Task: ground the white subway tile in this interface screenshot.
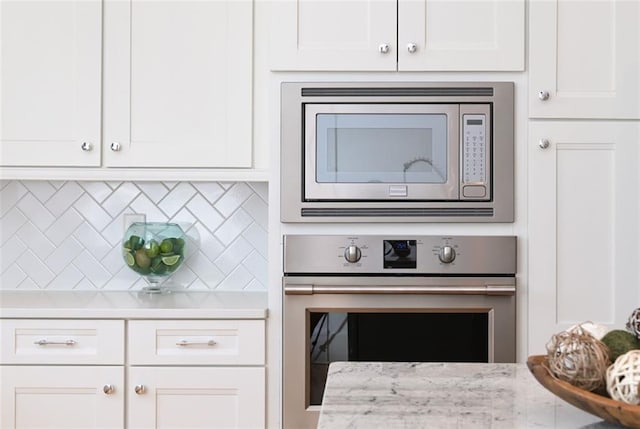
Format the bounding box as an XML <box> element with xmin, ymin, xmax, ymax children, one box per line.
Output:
<box><xmin>23</xmin><ymin>181</ymin><xmax>57</xmax><ymax>203</ymax></box>
<box><xmin>47</xmin><ymin>265</ymin><xmax>83</xmax><ymax>290</ymax></box>
<box><xmin>242</xmin><ymin>223</ymin><xmax>268</xmax><ymax>258</ymax></box>
<box><xmin>193</xmin><ymin>182</ymin><xmax>224</xmax><ymax>203</ymax></box>
<box><xmin>248</xmin><ymin>182</ymin><xmax>268</xmax><ymax>202</ymax></box>
<box><xmin>185</xmin><ymin>251</ymin><xmax>225</xmax><ymax>286</ymax></box>
<box><xmin>1</xmin><ymin>264</ymin><xmax>27</xmax><ymax>289</ymax></box>
<box><xmin>0</xmin><ymin>181</ymin><xmax>27</xmax><ymax>217</ymax></box>
<box><xmin>192</xmin><ymin>223</ymin><xmax>225</xmax><ymax>262</ymax></box>
<box><xmin>45</xmin><ymin>182</ymin><xmax>84</xmax><ymax>217</ymax></box>
<box><xmin>74</xmin><ymin>195</ymin><xmax>112</xmax><ymax>231</ymax></box>
<box><xmin>215</xmin><ymin>208</ymin><xmax>252</xmax><ymax>246</ymax></box>
<box><xmin>214</xmin><ymin>237</ymin><xmax>252</xmax><ymax>275</ymax></box>
<box><xmin>186</xmin><ymin>194</ymin><xmax>223</xmax><ymax>233</ymax></box>
<box><xmin>17</xmin><ymin>194</ymin><xmax>55</xmax><ymax>231</ymax></box>
<box><xmin>158</xmin><ymin>182</ymin><xmax>196</xmax><ymax>217</ymax></box>
<box><xmin>0</xmin><ymin>207</ymin><xmax>27</xmax><ymax>244</ymax></box>
<box><xmin>45</xmin><ymin>237</ymin><xmax>83</xmax><ymax>274</ymax></box>
<box><xmin>73</xmin><ymin>250</ymin><xmax>111</xmax><ymax>288</ymax></box>
<box><xmin>16</xmin><ymin>222</ymin><xmax>55</xmax><ymax>260</ymax></box>
<box><xmin>102</xmin><ymin>183</ymin><xmax>140</xmax><ymax>217</ymax></box>
<box><xmin>130</xmin><ymin>193</ymin><xmax>168</xmax><ymax>222</ymax></box>
<box><xmin>242</xmin><ymin>250</ymin><xmax>268</xmax><ymax>286</ymax></box>
<box><xmin>44</xmin><ymin>209</ymin><xmax>83</xmax><ymax>246</ymax></box>
<box><xmin>242</xmin><ymin>194</ymin><xmax>268</xmax><ymax>230</ymax></box>
<box><xmin>214</xmin><ymin>182</ymin><xmax>253</xmax><ymax>217</ymax></box>
<box><xmin>216</xmin><ymin>265</ymin><xmax>252</xmax><ymax>291</ymax></box>
<box><xmin>0</xmin><ymin>235</ymin><xmax>28</xmax><ymax>274</ymax></box>
<box><xmin>135</xmin><ymin>182</ymin><xmax>168</xmax><ymax>204</ymax></box>
<box><xmin>80</xmin><ymin>182</ymin><xmax>113</xmax><ymax>204</ymax></box>
<box><xmin>17</xmin><ymin>249</ymin><xmax>54</xmax><ymax>287</ymax></box>
<box><xmin>73</xmin><ymin>223</ymin><xmax>112</xmax><ymax>260</ymax></box>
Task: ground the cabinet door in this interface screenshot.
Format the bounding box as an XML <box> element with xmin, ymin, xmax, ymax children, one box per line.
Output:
<box><xmin>528</xmin><ymin>122</ymin><xmax>640</xmax><ymax>353</ymax></box>
<box><xmin>269</xmin><ymin>0</ymin><xmax>397</xmax><ymax>71</ymax></box>
<box><xmin>398</xmin><ymin>0</ymin><xmax>524</xmax><ymax>71</ymax></box>
<box><xmin>128</xmin><ymin>366</ymin><xmax>265</xmax><ymax>429</ymax></box>
<box><xmin>529</xmin><ymin>0</ymin><xmax>640</xmax><ymax>118</ymax></box>
<box><xmin>0</xmin><ymin>0</ymin><xmax>102</xmax><ymax>166</ymax></box>
<box><xmin>0</xmin><ymin>366</ymin><xmax>124</xmax><ymax>429</ymax></box>
<box><xmin>103</xmin><ymin>0</ymin><xmax>252</xmax><ymax>167</ymax></box>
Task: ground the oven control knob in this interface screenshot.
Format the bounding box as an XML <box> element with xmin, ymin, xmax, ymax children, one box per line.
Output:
<box><xmin>438</xmin><ymin>246</ymin><xmax>456</xmax><ymax>264</ymax></box>
<box><xmin>344</xmin><ymin>245</ymin><xmax>362</xmax><ymax>263</ymax></box>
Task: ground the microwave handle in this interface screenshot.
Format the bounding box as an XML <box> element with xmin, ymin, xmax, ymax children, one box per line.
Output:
<box><xmin>284</xmin><ymin>284</ymin><xmax>514</xmax><ymax>296</ymax></box>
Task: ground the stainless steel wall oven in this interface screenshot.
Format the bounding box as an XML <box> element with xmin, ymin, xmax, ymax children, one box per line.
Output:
<box><xmin>281</xmin><ymin>81</ymin><xmax>515</xmax><ymax>223</ymax></box>
<box><xmin>282</xmin><ymin>234</ymin><xmax>517</xmax><ymax>428</ymax></box>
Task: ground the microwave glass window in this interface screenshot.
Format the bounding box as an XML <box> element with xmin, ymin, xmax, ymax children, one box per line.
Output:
<box><xmin>315</xmin><ymin>114</ymin><xmax>448</xmax><ymax>184</ymax></box>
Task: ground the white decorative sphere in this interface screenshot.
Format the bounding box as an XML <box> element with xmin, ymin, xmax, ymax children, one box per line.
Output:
<box><xmin>606</xmin><ymin>350</ymin><xmax>640</xmax><ymax>405</ymax></box>
<box><xmin>567</xmin><ymin>322</ymin><xmax>609</xmax><ymax>340</ymax></box>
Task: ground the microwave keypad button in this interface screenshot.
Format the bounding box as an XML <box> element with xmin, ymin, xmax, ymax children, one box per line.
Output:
<box><xmin>463</xmin><ymin>185</ymin><xmax>486</xmax><ymax>198</ymax></box>
<box><xmin>389</xmin><ymin>185</ymin><xmax>408</xmax><ymax>197</ymax></box>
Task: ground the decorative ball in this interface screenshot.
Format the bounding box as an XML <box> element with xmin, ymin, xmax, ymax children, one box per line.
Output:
<box><xmin>567</xmin><ymin>321</ymin><xmax>609</xmax><ymax>340</ymax></box>
<box><xmin>546</xmin><ymin>326</ymin><xmax>610</xmax><ymax>391</ymax></box>
<box><xmin>601</xmin><ymin>330</ymin><xmax>640</xmax><ymax>362</ymax></box>
<box><xmin>606</xmin><ymin>350</ymin><xmax>640</xmax><ymax>405</ymax></box>
<box><xmin>627</xmin><ymin>308</ymin><xmax>640</xmax><ymax>339</ymax></box>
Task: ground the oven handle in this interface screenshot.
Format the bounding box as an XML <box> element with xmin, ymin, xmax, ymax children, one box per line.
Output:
<box><xmin>284</xmin><ymin>284</ymin><xmax>515</xmax><ymax>296</ymax></box>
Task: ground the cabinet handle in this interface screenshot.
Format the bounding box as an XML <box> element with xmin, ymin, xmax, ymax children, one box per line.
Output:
<box><xmin>81</xmin><ymin>142</ymin><xmax>92</xmax><ymax>151</ymax></box>
<box><xmin>103</xmin><ymin>384</ymin><xmax>115</xmax><ymax>395</ymax></box>
<box><xmin>134</xmin><ymin>385</ymin><xmax>146</xmax><ymax>395</ymax></box>
<box><xmin>175</xmin><ymin>339</ymin><xmax>216</xmax><ymax>347</ymax></box>
<box><xmin>407</xmin><ymin>43</ymin><xmax>417</xmax><ymax>53</ymax></box>
<box><xmin>538</xmin><ymin>90</ymin><xmax>550</xmax><ymax>101</ymax></box>
<box><xmin>378</xmin><ymin>43</ymin><xmax>390</xmax><ymax>54</ymax></box>
<box><xmin>34</xmin><ymin>339</ymin><xmax>77</xmax><ymax>346</ymax></box>
<box><xmin>110</xmin><ymin>142</ymin><xmax>121</xmax><ymax>151</ymax></box>
<box><xmin>539</xmin><ymin>139</ymin><xmax>550</xmax><ymax>149</ymax></box>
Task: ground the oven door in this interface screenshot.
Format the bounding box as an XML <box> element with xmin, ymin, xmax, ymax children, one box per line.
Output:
<box><xmin>282</xmin><ymin>277</ymin><xmax>516</xmax><ymax>429</ymax></box>
<box><xmin>304</xmin><ymin>104</ymin><xmax>460</xmax><ymax>201</ymax></box>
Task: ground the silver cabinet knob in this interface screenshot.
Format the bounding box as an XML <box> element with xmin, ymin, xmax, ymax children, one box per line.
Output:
<box><xmin>110</xmin><ymin>142</ymin><xmax>121</xmax><ymax>152</ymax></box>
<box><xmin>438</xmin><ymin>245</ymin><xmax>456</xmax><ymax>264</ymax></box>
<box><xmin>378</xmin><ymin>43</ymin><xmax>390</xmax><ymax>54</ymax></box>
<box><xmin>344</xmin><ymin>245</ymin><xmax>362</xmax><ymax>263</ymax></box>
<box><xmin>103</xmin><ymin>384</ymin><xmax>115</xmax><ymax>395</ymax></box>
<box><xmin>134</xmin><ymin>385</ymin><xmax>146</xmax><ymax>395</ymax></box>
<box><xmin>81</xmin><ymin>142</ymin><xmax>92</xmax><ymax>151</ymax></box>
<box><xmin>539</xmin><ymin>139</ymin><xmax>550</xmax><ymax>149</ymax></box>
<box><xmin>407</xmin><ymin>43</ymin><xmax>417</xmax><ymax>53</ymax></box>
<box><xmin>538</xmin><ymin>90</ymin><xmax>550</xmax><ymax>101</ymax></box>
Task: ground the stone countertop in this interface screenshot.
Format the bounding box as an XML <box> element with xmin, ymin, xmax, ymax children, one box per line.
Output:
<box><xmin>0</xmin><ymin>290</ymin><xmax>267</xmax><ymax>319</ymax></box>
<box><xmin>318</xmin><ymin>362</ymin><xmax>625</xmax><ymax>429</ymax></box>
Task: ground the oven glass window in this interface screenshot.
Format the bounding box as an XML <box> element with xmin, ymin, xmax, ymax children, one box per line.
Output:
<box><xmin>309</xmin><ymin>311</ymin><xmax>489</xmax><ymax>406</ymax></box>
<box><xmin>315</xmin><ymin>114</ymin><xmax>448</xmax><ymax>184</ymax></box>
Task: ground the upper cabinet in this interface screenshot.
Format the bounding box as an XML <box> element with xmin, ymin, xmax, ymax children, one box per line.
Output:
<box><xmin>529</xmin><ymin>0</ymin><xmax>640</xmax><ymax>118</ymax></box>
<box><xmin>103</xmin><ymin>0</ymin><xmax>252</xmax><ymax>168</ymax></box>
<box><xmin>269</xmin><ymin>0</ymin><xmax>524</xmax><ymax>71</ymax></box>
<box><xmin>0</xmin><ymin>1</ymin><xmax>102</xmax><ymax>167</ymax></box>
<box><xmin>1</xmin><ymin>0</ymin><xmax>253</xmax><ymax>170</ymax></box>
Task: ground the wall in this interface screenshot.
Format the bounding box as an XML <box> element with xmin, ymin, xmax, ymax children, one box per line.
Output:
<box><xmin>0</xmin><ymin>180</ymin><xmax>268</xmax><ymax>291</ymax></box>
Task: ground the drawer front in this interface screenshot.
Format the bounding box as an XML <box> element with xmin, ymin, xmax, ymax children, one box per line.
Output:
<box><xmin>128</xmin><ymin>320</ymin><xmax>265</xmax><ymax>365</ymax></box>
<box><xmin>0</xmin><ymin>319</ymin><xmax>124</xmax><ymax>365</ymax></box>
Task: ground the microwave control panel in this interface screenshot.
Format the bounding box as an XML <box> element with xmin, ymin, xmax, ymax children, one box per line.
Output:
<box><xmin>462</xmin><ymin>114</ymin><xmax>487</xmax><ymax>184</ymax></box>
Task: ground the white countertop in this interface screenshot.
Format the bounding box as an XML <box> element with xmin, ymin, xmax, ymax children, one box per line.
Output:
<box><xmin>0</xmin><ymin>290</ymin><xmax>267</xmax><ymax>319</ymax></box>
<box><xmin>318</xmin><ymin>362</ymin><xmax>625</xmax><ymax>429</ymax></box>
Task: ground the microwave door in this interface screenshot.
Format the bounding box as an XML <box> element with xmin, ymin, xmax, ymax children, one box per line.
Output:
<box><xmin>304</xmin><ymin>104</ymin><xmax>460</xmax><ymax>201</ymax></box>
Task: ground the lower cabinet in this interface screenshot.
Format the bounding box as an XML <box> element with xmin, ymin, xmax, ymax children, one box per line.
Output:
<box><xmin>528</xmin><ymin>121</ymin><xmax>640</xmax><ymax>352</ymax></box>
<box><xmin>0</xmin><ymin>318</ymin><xmax>266</xmax><ymax>429</ymax></box>
<box><xmin>1</xmin><ymin>366</ymin><xmax>124</xmax><ymax>428</ymax></box>
<box><xmin>128</xmin><ymin>367</ymin><xmax>265</xmax><ymax>429</ymax></box>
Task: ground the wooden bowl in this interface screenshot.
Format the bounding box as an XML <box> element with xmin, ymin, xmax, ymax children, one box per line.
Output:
<box><xmin>527</xmin><ymin>355</ymin><xmax>640</xmax><ymax>428</ymax></box>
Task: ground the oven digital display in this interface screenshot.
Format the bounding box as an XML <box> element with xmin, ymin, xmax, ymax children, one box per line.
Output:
<box><xmin>383</xmin><ymin>240</ymin><xmax>417</xmax><ymax>269</ymax></box>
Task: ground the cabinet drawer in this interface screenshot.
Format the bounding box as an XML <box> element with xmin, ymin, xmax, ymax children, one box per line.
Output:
<box><xmin>128</xmin><ymin>320</ymin><xmax>265</xmax><ymax>365</ymax></box>
<box><xmin>0</xmin><ymin>319</ymin><xmax>124</xmax><ymax>364</ymax></box>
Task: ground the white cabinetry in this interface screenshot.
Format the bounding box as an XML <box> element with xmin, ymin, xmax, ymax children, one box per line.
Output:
<box><xmin>527</xmin><ymin>122</ymin><xmax>640</xmax><ymax>352</ymax></box>
<box><xmin>269</xmin><ymin>0</ymin><xmax>524</xmax><ymax>71</ymax></box>
<box><xmin>0</xmin><ymin>318</ymin><xmax>265</xmax><ymax>429</ymax></box>
<box><xmin>0</xmin><ymin>1</ymin><xmax>102</xmax><ymax>166</ymax></box>
<box><xmin>0</xmin><ymin>319</ymin><xmax>125</xmax><ymax>428</ymax></box>
<box><xmin>127</xmin><ymin>320</ymin><xmax>265</xmax><ymax>429</ymax></box>
<box><xmin>529</xmin><ymin>0</ymin><xmax>640</xmax><ymax>118</ymax></box>
<box><xmin>1</xmin><ymin>0</ymin><xmax>253</xmax><ymax>170</ymax></box>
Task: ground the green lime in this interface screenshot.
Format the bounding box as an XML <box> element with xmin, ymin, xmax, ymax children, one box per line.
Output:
<box><xmin>151</xmin><ymin>262</ymin><xmax>168</xmax><ymax>275</ymax></box>
<box><xmin>124</xmin><ymin>252</ymin><xmax>135</xmax><ymax>266</ymax></box>
<box><xmin>160</xmin><ymin>239</ymin><xmax>173</xmax><ymax>253</ymax></box>
<box><xmin>173</xmin><ymin>237</ymin><xmax>185</xmax><ymax>253</ymax></box>
<box><xmin>145</xmin><ymin>240</ymin><xmax>160</xmax><ymax>258</ymax></box>
<box><xmin>161</xmin><ymin>254</ymin><xmax>181</xmax><ymax>266</ymax></box>
<box><xmin>129</xmin><ymin>235</ymin><xmax>142</xmax><ymax>250</ymax></box>
<box><xmin>123</xmin><ymin>239</ymin><xmax>132</xmax><ymax>250</ymax></box>
<box><xmin>135</xmin><ymin>248</ymin><xmax>151</xmax><ymax>268</ymax></box>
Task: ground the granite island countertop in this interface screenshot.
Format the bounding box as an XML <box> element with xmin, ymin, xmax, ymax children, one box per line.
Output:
<box><xmin>0</xmin><ymin>290</ymin><xmax>267</xmax><ymax>319</ymax></box>
<box><xmin>318</xmin><ymin>362</ymin><xmax>626</xmax><ymax>429</ymax></box>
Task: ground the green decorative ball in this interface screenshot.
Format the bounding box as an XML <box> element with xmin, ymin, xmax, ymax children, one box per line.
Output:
<box><xmin>601</xmin><ymin>330</ymin><xmax>640</xmax><ymax>361</ymax></box>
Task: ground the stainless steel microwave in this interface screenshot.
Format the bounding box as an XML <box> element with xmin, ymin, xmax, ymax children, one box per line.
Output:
<box><xmin>281</xmin><ymin>82</ymin><xmax>514</xmax><ymax>222</ymax></box>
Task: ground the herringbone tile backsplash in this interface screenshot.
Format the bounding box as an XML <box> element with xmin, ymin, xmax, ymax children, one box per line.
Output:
<box><xmin>0</xmin><ymin>181</ymin><xmax>268</xmax><ymax>291</ymax></box>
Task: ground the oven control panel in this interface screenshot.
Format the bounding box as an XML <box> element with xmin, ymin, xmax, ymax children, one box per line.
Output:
<box><xmin>283</xmin><ymin>235</ymin><xmax>516</xmax><ymax>275</ymax></box>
